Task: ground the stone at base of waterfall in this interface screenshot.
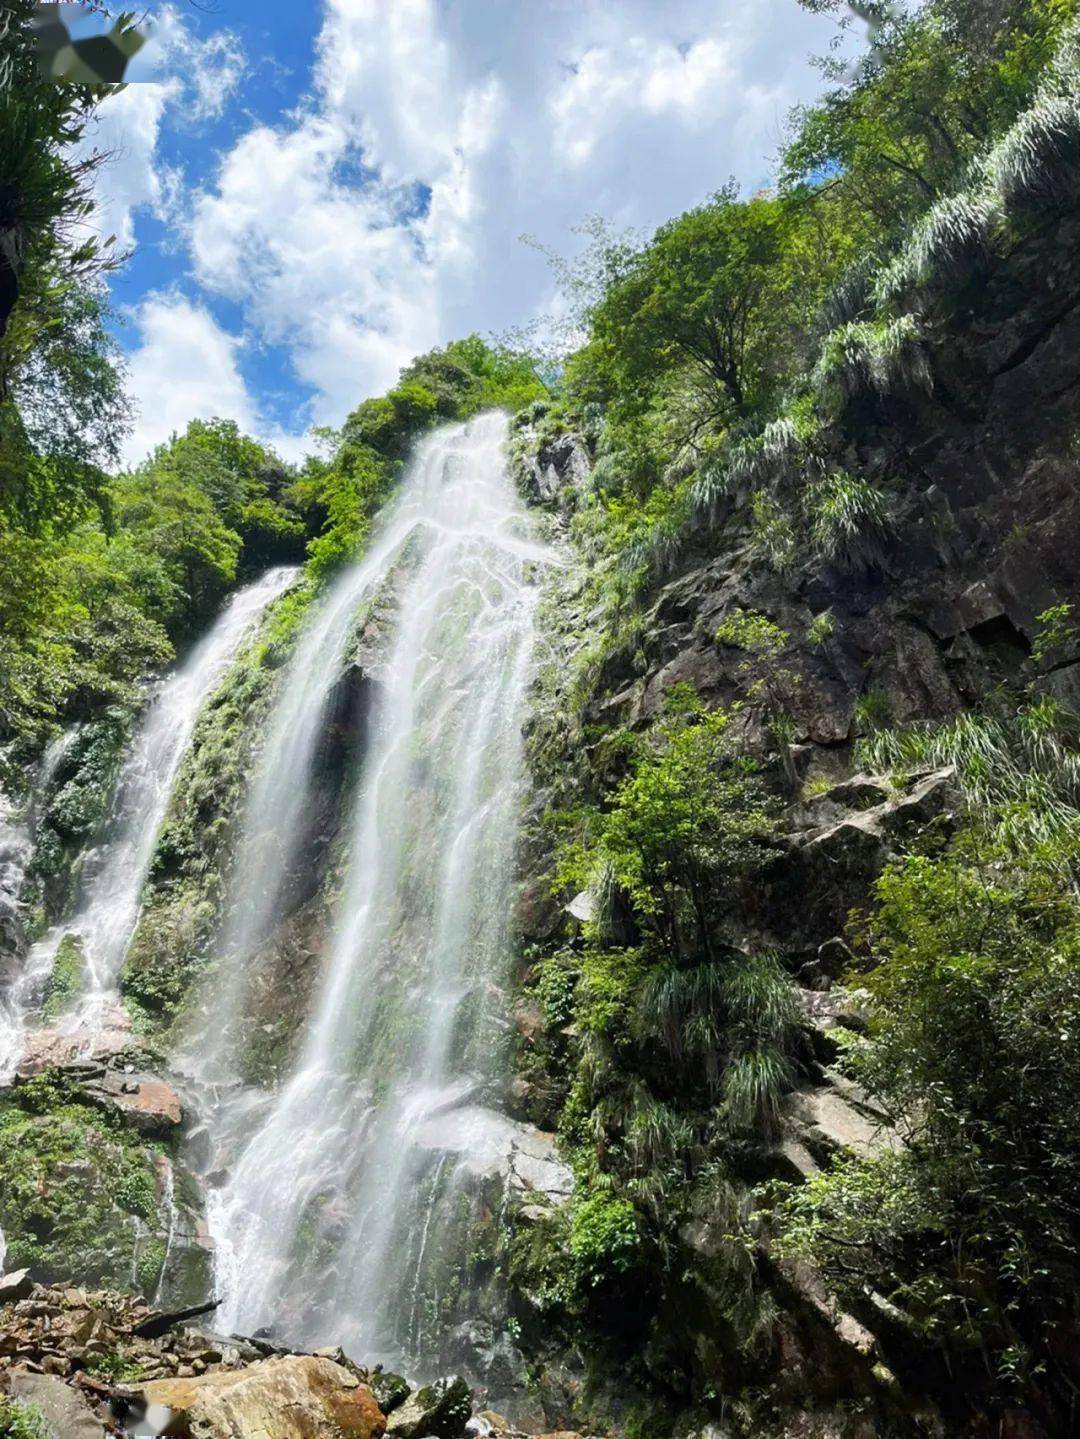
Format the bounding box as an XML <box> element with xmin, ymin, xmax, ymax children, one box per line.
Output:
<box><xmin>370</xmin><ymin>1369</ymin><xmax>411</xmax><ymax>1415</ymax></box>
<box><xmin>133</xmin><ymin>1355</ymin><xmax>386</xmax><ymax>1439</ymax></box>
<box><xmin>16</xmin><ymin>1003</ymin><xmax>135</xmax><ymax>1077</ymax></box>
<box><xmin>386</xmin><ymin>1374</ymin><xmax>472</xmax><ymax>1439</ymax></box>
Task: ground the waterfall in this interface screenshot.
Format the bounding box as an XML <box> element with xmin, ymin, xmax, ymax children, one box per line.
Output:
<box><xmin>205</xmin><ymin>412</ymin><xmax>547</xmax><ymax>1368</ymax></box>
<box><xmin>0</xmin><ymin>567</ymin><xmax>297</xmax><ymax>1076</ymax></box>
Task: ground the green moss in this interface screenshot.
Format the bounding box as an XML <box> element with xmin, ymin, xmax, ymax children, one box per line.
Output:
<box><xmin>135</xmin><ymin>1236</ymin><xmax>167</xmax><ymax>1296</ymax></box>
<box><xmin>0</xmin><ymin>1070</ymin><xmax>162</xmax><ymax>1289</ymax></box>
<box><xmin>29</xmin><ymin>711</ymin><xmax>133</xmax><ymax>921</ymax></box>
<box><xmin>41</xmin><ymin>932</ymin><xmax>84</xmax><ymax>1019</ymax></box>
<box><xmin>120</xmin><ymin>582</ymin><xmax>314</xmax><ymax>1036</ymax></box>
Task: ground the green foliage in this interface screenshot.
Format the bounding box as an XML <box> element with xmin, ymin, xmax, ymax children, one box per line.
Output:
<box><xmin>814</xmin><ymin>315</ymin><xmax>931</xmax><ymax>406</ymax></box>
<box><xmin>569</xmin><ymin>703</ymin><xmax>776</xmax><ymax>961</ymax></box>
<box><xmin>854</xmin><ymin>688</ymin><xmax>894</xmax><ymax>732</ymax></box>
<box><xmin>528</xmin><ymin>696</ymin><xmax>793</xmax><ymax>1343</ymax></box>
<box><xmin>784</xmin><ymin>0</ymin><xmax>1076</xmax><ymax>257</ymax></box>
<box><xmin>858</xmin><ymin>698</ymin><xmax>1080</xmax><ymax>848</ymax></box>
<box><xmin>575</xmin><ymin>186</ymin><xmax>797</xmax><ymax>423</ymax></box>
<box><xmin>774</xmin><ymin>831</ymin><xmax>1080</xmax><ymax>1400</ymax></box>
<box><xmin>298</xmin><ymin>336</ymin><xmax>544</xmax><ymax>580</ymax></box>
<box><xmin>569</xmin><ymin>1191</ymin><xmax>642</xmax><ymax>1290</ymax></box>
<box><xmin>0</xmin><ymin>1399</ymin><xmax>51</xmax><ymax>1439</ymax></box>
<box><xmin>1031</xmin><ymin>601</ymin><xmax>1077</xmax><ymax>664</ymax></box>
<box><xmin>806</xmin><ymin>470</ymin><xmax>893</xmax><ymax>568</ymax></box>
<box><xmin>41</xmin><ymin>933</ymin><xmax>84</xmax><ymax>1019</ymax></box>
<box><xmin>807</xmin><ymin>609</ymin><xmax>836</xmax><ymax>646</ymax></box>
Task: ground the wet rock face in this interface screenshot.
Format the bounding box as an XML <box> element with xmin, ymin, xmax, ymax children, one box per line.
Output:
<box><xmin>0</xmin><ymin>1026</ymin><xmax>208</xmax><ymax>1302</ymax></box>
<box><xmin>0</xmin><ymin>799</ymin><xmax>32</xmax><ymax>978</ymax></box>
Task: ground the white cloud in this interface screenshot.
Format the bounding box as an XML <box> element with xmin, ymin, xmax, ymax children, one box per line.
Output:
<box><xmin>550</xmin><ymin>36</ymin><xmax>735</xmax><ymax>166</ymax></box>
<box><xmin>189</xmin><ymin>116</ymin><xmax>439</xmax><ymax>420</ymax></box>
<box><xmin>153</xmin><ymin>10</ymin><xmax>248</xmax><ymax>122</ymax></box>
<box><xmin>79</xmin><ymin>5</ymin><xmax>247</xmax><ymax>253</ymax></box>
<box><xmin>121</xmin><ymin>292</ymin><xmax>256</xmax><ymax>465</ymax></box>
<box><xmin>102</xmin><ymin>0</ymin><xmax>861</xmax><ymax>458</ymax></box>
<box><xmin>79</xmin><ymin>81</ymin><xmax>181</xmax><ymax>251</ymax></box>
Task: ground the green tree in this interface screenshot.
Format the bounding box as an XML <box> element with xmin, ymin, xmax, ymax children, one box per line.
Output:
<box><xmin>587</xmin><ymin>703</ymin><xmax>777</xmax><ymax>962</ymax></box>
<box><xmin>110</xmin><ymin>469</ymin><xmax>242</xmax><ymax>624</ymax></box>
<box><xmin>137</xmin><ymin>419</ymin><xmax>306</xmax><ymax>571</ymax></box>
<box><xmin>575</xmin><ymin>187</ymin><xmax>793</xmax><ymax>422</ymax></box>
<box><xmin>776</xmin><ymin>832</ymin><xmax>1080</xmax><ymax>1402</ymax></box>
<box><xmin>785</xmin><ymin>0</ymin><xmax>1076</xmax><ymax>247</ymax></box>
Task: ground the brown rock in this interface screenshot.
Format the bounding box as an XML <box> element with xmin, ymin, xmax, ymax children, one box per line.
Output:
<box><xmin>107</xmin><ymin>1076</ymin><xmax>183</xmax><ymax>1133</ymax></box>
<box><xmin>136</xmin><ymin>1354</ymin><xmax>387</xmax><ymax>1438</ymax></box>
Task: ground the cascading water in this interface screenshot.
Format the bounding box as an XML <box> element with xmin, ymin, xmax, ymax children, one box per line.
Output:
<box><xmin>0</xmin><ymin>566</ymin><xmax>297</xmax><ymax>1077</ymax></box>
<box><xmin>204</xmin><ymin>412</ymin><xmax>548</xmax><ymax>1369</ymax></box>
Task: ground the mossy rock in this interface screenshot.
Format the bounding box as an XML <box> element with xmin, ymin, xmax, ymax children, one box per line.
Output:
<box><xmin>0</xmin><ymin>1070</ymin><xmax>164</xmax><ymax>1291</ymax></box>
<box><xmin>29</xmin><ymin>712</ymin><xmax>133</xmax><ymax>922</ymax></box>
<box><xmin>41</xmin><ymin>933</ymin><xmax>85</xmax><ymax>1020</ymax></box>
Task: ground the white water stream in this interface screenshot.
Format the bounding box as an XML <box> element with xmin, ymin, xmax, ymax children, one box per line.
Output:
<box><xmin>0</xmin><ymin>567</ymin><xmax>297</xmax><ymax>1079</ymax></box>
<box><xmin>204</xmin><ymin>413</ymin><xmax>547</xmax><ymax>1366</ymax></box>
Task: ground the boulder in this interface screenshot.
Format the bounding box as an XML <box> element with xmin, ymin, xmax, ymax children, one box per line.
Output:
<box><xmin>793</xmin><ymin>986</ymin><xmax>871</xmax><ymax>1036</ymax></box>
<box><xmin>0</xmin><ymin>1267</ymin><xmax>34</xmax><ymax>1302</ymax></box>
<box><xmin>91</xmin><ymin>1073</ymin><xmax>183</xmax><ymax>1134</ymax></box>
<box><xmin>16</xmin><ymin>1003</ymin><xmax>136</xmax><ymax>1078</ymax></box>
<box><xmin>135</xmin><ymin>1355</ymin><xmax>386</xmax><ymax>1439</ymax></box>
<box><xmin>370</xmin><ymin>1369</ymin><xmax>411</xmax><ymax>1416</ymax></box>
<box><xmin>9</xmin><ymin>1369</ymin><xmax>108</xmax><ymax>1438</ymax></box>
<box><xmin>788</xmin><ymin>1077</ymin><xmax>899</xmax><ymax>1161</ymax></box>
<box><xmin>386</xmin><ymin>1374</ymin><xmax>472</xmax><ymax>1439</ymax></box>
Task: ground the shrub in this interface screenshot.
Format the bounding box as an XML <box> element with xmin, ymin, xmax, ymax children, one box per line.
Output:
<box><xmin>989</xmin><ymin>91</ymin><xmax>1080</xmax><ymax>209</ymax></box>
<box><xmin>806</xmin><ymin>470</ymin><xmax>892</xmax><ymax>569</ymax></box>
<box><xmin>776</xmin><ymin>836</ymin><xmax>1080</xmax><ymax>1403</ymax></box>
<box><xmin>806</xmin><ymin>610</ymin><xmax>835</xmax><ymax>647</ymax></box>
<box><xmin>568</xmin><ymin>1190</ymin><xmax>642</xmax><ymax>1291</ymax></box>
<box><xmin>814</xmin><ymin>315</ymin><xmax>932</xmax><ymax>404</ymax></box>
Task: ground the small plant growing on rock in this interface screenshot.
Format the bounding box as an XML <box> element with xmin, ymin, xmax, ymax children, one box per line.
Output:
<box><xmin>807</xmin><ymin>471</ymin><xmax>893</xmax><ymax>571</ymax></box>
<box><xmin>854</xmin><ymin>689</ymin><xmax>893</xmax><ymax>734</ymax></box>
<box><xmin>1032</xmin><ymin>602</ymin><xmax>1077</xmax><ymax>667</ymax></box>
<box><xmin>715</xmin><ymin>608</ymin><xmax>802</xmax><ymax>782</ymax></box>
<box><xmin>0</xmin><ymin>1400</ymin><xmax>51</xmax><ymax>1439</ymax></box>
<box><xmin>806</xmin><ymin>609</ymin><xmax>836</xmax><ymax>647</ymax></box>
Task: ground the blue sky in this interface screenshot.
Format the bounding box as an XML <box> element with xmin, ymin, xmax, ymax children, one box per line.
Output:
<box><xmin>79</xmin><ymin>1</ymin><xmax>863</xmax><ymax>466</ymax></box>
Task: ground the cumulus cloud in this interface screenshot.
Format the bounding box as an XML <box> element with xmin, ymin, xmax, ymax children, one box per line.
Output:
<box><xmin>79</xmin><ymin>80</ymin><xmax>181</xmax><ymax>251</ymax></box>
<box><xmin>120</xmin><ymin>293</ymin><xmax>256</xmax><ymax>466</ymax></box>
<box><xmin>104</xmin><ymin>0</ymin><xmax>858</xmax><ymax>459</ymax></box>
<box><xmin>78</xmin><ymin>5</ymin><xmax>247</xmax><ymax>253</ymax></box>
